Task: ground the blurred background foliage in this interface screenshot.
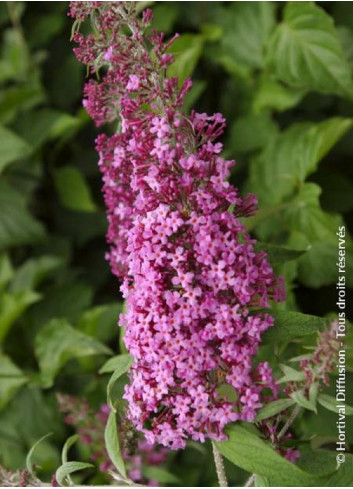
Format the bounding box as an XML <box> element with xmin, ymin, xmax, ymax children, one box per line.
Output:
<box><xmin>0</xmin><ymin>1</ymin><xmax>352</xmax><ymax>486</ymax></box>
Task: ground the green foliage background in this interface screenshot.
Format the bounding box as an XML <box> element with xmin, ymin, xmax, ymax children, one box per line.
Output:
<box><xmin>0</xmin><ymin>1</ymin><xmax>353</xmax><ymax>486</ymax></box>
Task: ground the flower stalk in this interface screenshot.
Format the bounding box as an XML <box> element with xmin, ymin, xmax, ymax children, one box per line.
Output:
<box><xmin>212</xmin><ymin>442</ymin><xmax>228</xmax><ymax>487</ymax></box>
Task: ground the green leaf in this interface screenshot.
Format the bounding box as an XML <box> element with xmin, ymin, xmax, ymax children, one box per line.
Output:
<box><xmin>281</xmin><ymin>184</ymin><xmax>353</xmax><ymax>287</ymax></box>
<box><xmin>262</xmin><ymin>311</ymin><xmax>325</xmax><ymax>344</ymax></box>
<box><xmin>255</xmin><ymin>475</ymin><xmax>269</xmax><ymax>487</ymax></box>
<box><xmin>0</xmin><ymin>180</ymin><xmax>45</xmax><ymax>251</ymax></box>
<box><xmin>54</xmin><ymin>166</ymin><xmax>96</xmax><ymax>213</ymax></box>
<box><xmin>106</xmin><ymin>355</ymin><xmax>133</xmax><ymax>406</ymax></box>
<box><xmin>291</xmin><ymin>390</ymin><xmax>317</xmax><ymax>413</ymax></box>
<box><xmin>0</xmin><ymin>58</ymin><xmax>14</xmax><ymax>84</ymax></box>
<box><xmin>104</xmin><ymin>410</ymin><xmax>126</xmax><ymax>478</ymax></box>
<box><xmin>8</xmin><ymin>386</ymin><xmax>63</xmax><ymax>460</ymax></box>
<box><xmin>297</xmin><ymin>239</ymin><xmax>353</xmax><ymax>288</ymax></box>
<box><xmin>229</xmin><ymin>112</ymin><xmax>278</xmax><ymax>154</ymax></box>
<box><xmin>30</xmin><ymin>281</ymin><xmax>93</xmax><ymax>328</ymax></box>
<box><xmin>255</xmin><ymin>398</ymin><xmax>295</xmax><ymax>422</ymax></box>
<box><xmin>201</xmin><ymin>23</ymin><xmax>222</xmax><ymax>42</ymax></box>
<box><xmin>254</xmin><ymin>242</ymin><xmax>307</xmax><ymax>266</ymax></box>
<box><xmin>337</xmin><ymin>26</ymin><xmax>353</xmax><ymax>64</ymax></box>
<box><xmin>62</xmin><ymin>434</ymin><xmax>80</xmax><ymax>464</ymax></box>
<box><xmin>50</xmin><ymin>111</ymin><xmax>85</xmax><ymax>140</ymax></box>
<box><xmin>0</xmin><ymin>253</ymin><xmax>13</xmax><ymax>291</ymax></box>
<box><xmin>274</xmin><ymin>448</ymin><xmax>352</xmax><ymax>486</ymax></box>
<box><xmin>14</xmin><ymin>109</ymin><xmax>82</xmax><ymax>148</ymax></box>
<box><xmin>296</xmin><ymin>446</ymin><xmax>339</xmax><ymax>477</ymax></box>
<box><xmin>119</xmin><ymin>324</ymin><xmax>128</xmax><ymax>355</ymax></box>
<box><xmin>266</xmin><ymin>2</ymin><xmax>353</xmax><ymax>99</ymax></box>
<box><xmin>0</xmin><ymin>290</ymin><xmax>41</xmax><ymax>342</ymax></box>
<box><xmin>34</xmin><ymin>318</ymin><xmax>111</xmax><ymax>388</ymax></box>
<box><xmin>0</xmin><ymin>2</ymin><xmax>24</xmax><ymax>26</ymax></box>
<box><xmin>217</xmin><ymin>54</ymin><xmax>252</xmax><ymax>81</ymax></box>
<box><xmin>78</xmin><ymin>303</ymin><xmax>122</xmax><ymax>343</ymax></box>
<box><xmin>0</xmin><ymin>125</ymin><xmax>31</xmax><ymax>172</ymax></box>
<box><xmin>0</xmin><ymin>354</ymin><xmax>28</xmax><ymax>410</ymax></box>
<box><xmin>142</xmin><ymin>466</ymin><xmax>180</xmax><ymax>484</ymax></box>
<box><xmin>324</xmin><ymin>454</ymin><xmax>353</xmax><ymax>486</ymax></box>
<box><xmin>61</xmin><ymin>434</ymin><xmax>80</xmax><ymax>486</ymax></box>
<box><xmin>55</xmin><ymin>461</ymin><xmax>94</xmax><ymax>487</ymax></box>
<box><xmin>253</xmin><ymin>76</ymin><xmax>307</xmax><ymax>113</ymax></box>
<box><xmin>2</xmin><ymin>29</ymin><xmax>29</xmax><ymax>81</ymax></box>
<box><xmin>318</xmin><ymin>394</ymin><xmax>353</xmax><ymax>416</ymax></box>
<box><xmin>309</xmin><ymin>383</ymin><xmax>319</xmax><ymax>406</ymax></box>
<box><xmin>0</xmin><ymin>86</ymin><xmax>44</xmax><ymax>124</ymax></box>
<box><xmin>150</xmin><ymin>3</ymin><xmax>178</xmax><ymax>34</ymax></box>
<box><xmin>279</xmin><ymin>365</ymin><xmax>306</xmax><ymax>383</ymax></box>
<box><xmin>9</xmin><ymin>255</ymin><xmax>63</xmax><ymax>293</ymax></box>
<box><xmin>100</xmin><ymin>353</ymin><xmax>133</xmax><ymax>374</ymax></box>
<box><xmin>215</xmin><ymin>424</ymin><xmax>320</xmax><ymax>486</ymax></box>
<box><xmin>221</xmin><ymin>2</ymin><xmax>275</xmax><ymax>69</ymax></box>
<box><xmin>284</xmin><ymin>183</ymin><xmax>340</xmax><ymax>241</ymax></box>
<box><xmin>26</xmin><ymin>432</ymin><xmax>53</xmax><ymax>476</ymax></box>
<box><xmin>250</xmin><ymin>118</ymin><xmax>352</xmax><ymax>206</ymax></box>
<box><xmin>167</xmin><ymin>34</ymin><xmax>204</xmax><ymax>82</ymax></box>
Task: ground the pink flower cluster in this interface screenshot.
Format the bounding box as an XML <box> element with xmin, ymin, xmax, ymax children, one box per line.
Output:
<box><xmin>285</xmin><ymin>320</ymin><xmax>340</xmax><ymax>396</ymax></box>
<box><xmin>70</xmin><ymin>2</ymin><xmax>285</xmax><ymax>449</ymax></box>
<box><xmin>257</xmin><ymin>320</ymin><xmax>342</xmax><ymax>465</ymax></box>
